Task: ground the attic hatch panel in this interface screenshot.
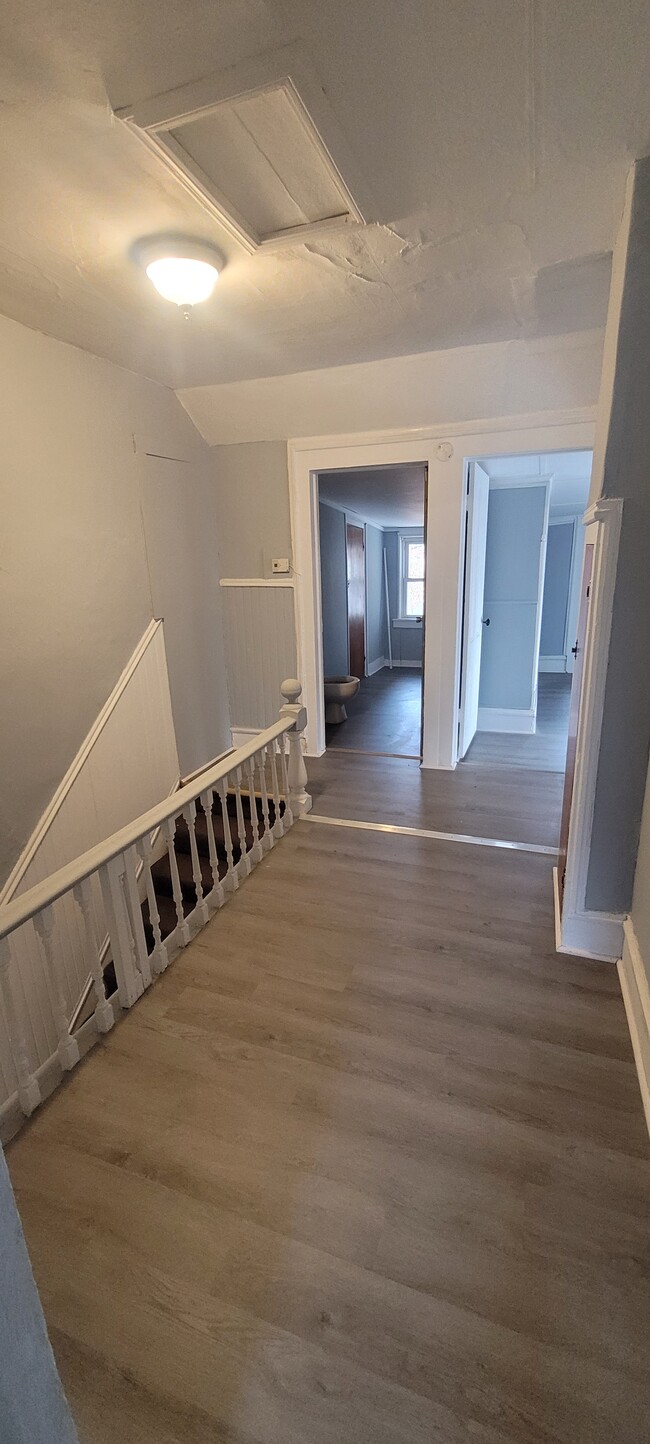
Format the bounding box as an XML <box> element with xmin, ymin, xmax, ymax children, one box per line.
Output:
<box><xmin>169</xmin><ymin>85</ymin><xmax>350</xmax><ymax>240</ymax></box>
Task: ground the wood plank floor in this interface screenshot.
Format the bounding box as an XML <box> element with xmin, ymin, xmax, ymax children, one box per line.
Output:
<box><xmin>326</xmin><ymin>667</ymin><xmax>422</xmax><ymax>757</ymax></box>
<box><xmin>7</xmin><ymin>821</ymin><xmax>650</xmax><ymax>1443</ymax></box>
<box><xmin>465</xmin><ymin>675</ymin><xmax>572</xmax><ymax>773</ymax></box>
<box><xmin>309</xmin><ymin>750</ymin><xmax>565</xmax><ymax>846</ymax></box>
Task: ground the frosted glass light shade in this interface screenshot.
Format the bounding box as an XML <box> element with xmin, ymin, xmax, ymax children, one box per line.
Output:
<box><xmin>145</xmin><ymin>255</ymin><xmax>219</xmax><ymax>306</ymax></box>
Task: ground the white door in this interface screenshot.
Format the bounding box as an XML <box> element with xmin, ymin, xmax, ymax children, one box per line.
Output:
<box><xmin>458</xmin><ymin>461</ymin><xmax>490</xmax><ymax>758</ymax></box>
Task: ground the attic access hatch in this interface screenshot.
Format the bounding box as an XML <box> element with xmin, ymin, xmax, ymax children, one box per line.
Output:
<box><xmin>115</xmin><ymin>45</ymin><xmax>370</xmax><ymax>255</ymax></box>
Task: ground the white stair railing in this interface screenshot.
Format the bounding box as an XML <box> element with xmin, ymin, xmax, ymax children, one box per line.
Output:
<box><xmin>0</xmin><ymin>681</ymin><xmax>310</xmax><ymax>1139</ymax></box>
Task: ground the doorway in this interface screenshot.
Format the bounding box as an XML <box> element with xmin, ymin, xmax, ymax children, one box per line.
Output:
<box><xmin>317</xmin><ymin>462</ymin><xmax>426</xmax><ymax>759</ymax></box>
<box><xmin>458</xmin><ymin>449</ymin><xmax>592</xmax><ymax>779</ymax></box>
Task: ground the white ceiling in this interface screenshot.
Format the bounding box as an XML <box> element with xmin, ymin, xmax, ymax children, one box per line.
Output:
<box><xmin>481</xmin><ymin>449</ymin><xmax>592</xmax><ymax>511</ymax></box>
<box><xmin>319</xmin><ymin>465</ymin><xmax>425</xmax><ymax>529</ymax></box>
<box><xmin>0</xmin><ymin>0</ymin><xmax>648</xmax><ymax>388</ymax></box>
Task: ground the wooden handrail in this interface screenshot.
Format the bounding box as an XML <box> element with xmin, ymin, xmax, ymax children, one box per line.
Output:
<box><xmin>0</xmin><ymin>717</ymin><xmax>292</xmax><ymax>942</ymax></box>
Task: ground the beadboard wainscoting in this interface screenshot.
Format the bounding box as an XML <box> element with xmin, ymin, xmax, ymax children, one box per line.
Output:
<box><xmin>220</xmin><ymin>580</ymin><xmax>297</xmax><ymax>741</ymax></box>
<box><xmin>0</xmin><ymin>621</ymin><xmax>179</xmax><ymax>1123</ymax></box>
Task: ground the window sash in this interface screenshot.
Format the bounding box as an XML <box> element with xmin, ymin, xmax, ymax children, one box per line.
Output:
<box><xmin>400</xmin><ymin>534</ymin><xmax>425</xmax><ymax>618</ymax></box>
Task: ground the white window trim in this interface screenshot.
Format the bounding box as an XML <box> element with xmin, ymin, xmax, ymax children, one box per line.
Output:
<box><xmin>399</xmin><ymin>530</ymin><xmax>425</xmax><ymax>620</ymax></box>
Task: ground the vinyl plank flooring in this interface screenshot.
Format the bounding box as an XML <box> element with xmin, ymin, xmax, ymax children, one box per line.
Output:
<box><xmin>7</xmin><ymin>822</ymin><xmax>650</xmax><ymax>1444</ymax></box>
<box><xmin>325</xmin><ymin>667</ymin><xmax>422</xmax><ymax>757</ymax></box>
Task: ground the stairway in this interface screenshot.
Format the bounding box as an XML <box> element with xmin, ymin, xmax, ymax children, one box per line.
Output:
<box><xmin>101</xmin><ymin>787</ymin><xmax>284</xmax><ymax>999</ymax></box>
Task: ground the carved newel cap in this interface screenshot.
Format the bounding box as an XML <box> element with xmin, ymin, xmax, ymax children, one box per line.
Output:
<box><xmin>280</xmin><ymin>679</ymin><xmax>302</xmax><ymax>705</ymax></box>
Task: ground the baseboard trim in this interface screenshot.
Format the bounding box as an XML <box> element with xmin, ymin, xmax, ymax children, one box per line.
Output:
<box><xmin>552</xmin><ymin>866</ymin><xmax>624</xmax><ymax>962</ymax></box>
<box><xmin>477</xmin><ymin>707</ymin><xmax>536</xmax><ymax>735</ymax></box>
<box><xmin>539</xmin><ymin>656</ymin><xmax>567</xmax><ymax>673</ymax></box>
<box><xmin>231</xmin><ymin>726</ymin><xmax>307</xmax><ymax>753</ymax></box>
<box><xmin>366</xmin><ymin>656</ymin><xmax>387</xmax><ymax>677</ymax></box>
<box><xmin>391</xmin><ymin>659</ymin><xmax>423</xmax><ymax>669</ymax></box>
<box><xmin>618</xmin><ymin>917</ymin><xmax>650</xmax><ymax>1136</ymax></box>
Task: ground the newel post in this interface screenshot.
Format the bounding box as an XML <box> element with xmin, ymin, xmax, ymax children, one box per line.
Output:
<box><xmin>280</xmin><ymin>679</ymin><xmax>312</xmax><ymax>817</ymax></box>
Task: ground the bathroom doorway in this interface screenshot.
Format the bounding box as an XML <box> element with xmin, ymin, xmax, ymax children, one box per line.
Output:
<box><xmin>316</xmin><ymin>463</ymin><xmax>427</xmax><ymax>759</ymax></box>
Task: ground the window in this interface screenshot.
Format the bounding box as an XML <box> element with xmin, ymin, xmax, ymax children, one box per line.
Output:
<box><xmin>400</xmin><ymin>534</ymin><xmax>425</xmax><ymax>618</ymax></box>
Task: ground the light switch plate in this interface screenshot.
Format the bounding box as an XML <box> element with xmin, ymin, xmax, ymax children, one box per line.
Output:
<box><xmin>271</xmin><ymin>557</ymin><xmax>290</xmax><ymax>574</ymax></box>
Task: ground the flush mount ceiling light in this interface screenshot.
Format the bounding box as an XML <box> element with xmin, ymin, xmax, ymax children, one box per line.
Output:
<box><xmin>135</xmin><ymin>237</ymin><xmax>224</xmax><ymax>316</ymax></box>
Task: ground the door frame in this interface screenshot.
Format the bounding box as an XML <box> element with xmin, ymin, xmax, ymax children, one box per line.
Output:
<box><xmin>288</xmin><ymin>412</ymin><xmax>595</xmax><ymax>764</ymax></box>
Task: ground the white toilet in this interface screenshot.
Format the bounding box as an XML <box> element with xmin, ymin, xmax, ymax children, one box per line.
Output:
<box><xmin>324</xmin><ymin>675</ymin><xmax>360</xmax><ymax>724</ymax></box>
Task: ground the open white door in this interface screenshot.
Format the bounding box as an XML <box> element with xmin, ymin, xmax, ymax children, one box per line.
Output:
<box><xmin>458</xmin><ymin>461</ymin><xmax>490</xmax><ymax>759</ymax></box>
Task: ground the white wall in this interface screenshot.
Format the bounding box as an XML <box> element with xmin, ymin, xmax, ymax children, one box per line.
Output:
<box><xmin>0</xmin><ymin>312</ymin><xmax>229</xmax><ymax>886</ymax></box>
<box><xmin>179</xmin><ymin>330</ymin><xmax>603</xmax><ymax>445</ymax></box>
<box><xmin>0</xmin><ymin>1147</ymin><xmax>78</xmax><ymax>1442</ymax></box>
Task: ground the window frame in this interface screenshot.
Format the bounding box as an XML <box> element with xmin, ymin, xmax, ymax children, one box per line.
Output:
<box><xmin>399</xmin><ymin>531</ymin><xmax>425</xmax><ymax>620</ymax></box>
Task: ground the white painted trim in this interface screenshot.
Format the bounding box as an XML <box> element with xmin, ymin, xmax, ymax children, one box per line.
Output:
<box><xmin>617</xmin><ymin>917</ymin><xmax>650</xmax><ymax>1136</ymax></box>
<box><xmin>390</xmin><ymin>658</ymin><xmax>423</xmax><ymax>669</ymax></box>
<box><xmin>219</xmin><ymin>577</ymin><xmax>295</xmax><ymax>588</ymax></box>
<box><xmin>393</xmin><ymin>617</ymin><xmax>423</xmax><ymax>630</ymax></box>
<box><xmin>289</xmin><ymin>416</ymin><xmax>594</xmax><ymax>770</ymax></box>
<box><xmin>477</xmin><ymin>707</ymin><xmax>536</xmax><ymax>734</ymax></box>
<box><xmin>0</xmin><ymin>621</ymin><xmax>175</xmax><ymax>908</ymax></box>
<box><xmin>553</xmin><ymin>866</ymin><xmax>624</xmax><ymax>963</ymax></box>
<box><xmin>305</xmin><ymin>812</ymin><xmax>557</xmax><ymax>855</ymax></box>
<box><xmin>488</xmin><ymin>473</ymin><xmax>554</xmax><ymax>490</ymax></box>
<box><xmin>560</xmin><ymin>497</ymin><xmax>623</xmax><ymax>955</ymax></box>
<box><xmin>366</xmin><ymin>656</ymin><xmax>387</xmax><ymax>677</ymax></box>
<box><xmin>539</xmin><ymin>657</ymin><xmax>567</xmax><ymax>672</ymax></box>
<box><xmin>231</xmin><ymin>725</ymin><xmax>307</xmax><ymax>753</ymax></box>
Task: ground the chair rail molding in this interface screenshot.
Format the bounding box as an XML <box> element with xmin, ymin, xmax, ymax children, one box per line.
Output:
<box><xmin>557</xmin><ymin>495</ymin><xmax>625</xmax><ymax>962</ymax></box>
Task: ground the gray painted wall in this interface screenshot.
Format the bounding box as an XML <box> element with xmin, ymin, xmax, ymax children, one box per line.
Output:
<box><xmin>479</xmin><ymin>486</ymin><xmax>547</xmax><ymax>711</ymax></box>
<box><xmin>0</xmin><ymin>1147</ymin><xmax>78</xmax><ymax>1442</ymax></box>
<box><xmin>383</xmin><ymin>530</ymin><xmax>424</xmax><ymax>664</ymax></box>
<box><xmin>586</xmin><ymin>156</ymin><xmax>650</xmax><ymax>912</ymax></box>
<box><xmin>319</xmin><ymin>502</ymin><xmax>348</xmax><ymax>676</ymax></box>
<box><xmin>210</xmin><ymin>441</ymin><xmax>291</xmax><ymax>577</ymax></box>
<box><xmin>540</xmin><ymin>520</ymin><xmax>574</xmax><ymax>658</ymax></box>
<box><xmin>631</xmin><ymin>758</ymin><xmax>650</xmax><ymax>991</ymax></box>
<box><xmin>0</xmin><ymin>311</ymin><xmax>228</xmax><ymax>888</ymax></box>
<box><xmin>365</xmin><ymin>523</ymin><xmax>386</xmax><ymax>669</ymax></box>
<box><xmin>221</xmin><ymin>586</ymin><xmax>297</xmax><ymax>728</ymax></box>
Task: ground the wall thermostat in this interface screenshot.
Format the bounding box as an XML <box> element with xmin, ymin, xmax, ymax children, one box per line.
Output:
<box><xmin>271</xmin><ymin>557</ymin><xmax>291</xmax><ymax>574</ymax></box>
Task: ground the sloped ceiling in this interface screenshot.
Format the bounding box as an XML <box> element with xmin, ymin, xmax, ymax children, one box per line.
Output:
<box><xmin>0</xmin><ymin>0</ymin><xmax>648</xmax><ymax>388</ymax></box>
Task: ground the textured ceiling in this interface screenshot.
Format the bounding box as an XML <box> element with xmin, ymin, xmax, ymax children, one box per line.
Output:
<box><xmin>319</xmin><ymin>465</ymin><xmax>426</xmax><ymax>529</ymax></box>
<box><xmin>0</xmin><ymin>0</ymin><xmax>648</xmax><ymax>388</ymax></box>
<box><xmin>481</xmin><ymin>449</ymin><xmax>592</xmax><ymax>511</ymax></box>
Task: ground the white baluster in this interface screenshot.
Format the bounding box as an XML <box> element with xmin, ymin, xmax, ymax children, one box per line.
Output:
<box><xmin>269</xmin><ymin>738</ymin><xmax>285</xmax><ymax>839</ymax></box>
<box><xmin>257</xmin><ymin>746</ymin><xmax>274</xmax><ymax>850</ymax></box>
<box><xmin>216</xmin><ymin>780</ymin><xmax>238</xmax><ymax>892</ymax></box>
<box><xmin>138</xmin><ymin>837</ymin><xmax>169</xmax><ymax>975</ymax></box>
<box><xmin>33</xmin><ymin>906</ymin><xmax>80</xmax><ymax>1070</ymax></box>
<box><xmin>122</xmin><ymin>846</ymin><xmax>153</xmax><ymax>990</ymax></box>
<box><xmin>0</xmin><ymin>938</ymin><xmax>41</xmax><ymax>1115</ymax></box>
<box><xmin>245</xmin><ymin>758</ymin><xmax>264</xmax><ymax>865</ymax></box>
<box><xmin>278</xmin><ymin>733</ymin><xmax>294</xmax><ymax>829</ymax></box>
<box><xmin>99</xmin><ymin>856</ymin><xmax>144</xmax><ymax>1008</ymax></box>
<box><xmin>163</xmin><ymin>819</ymin><xmax>191</xmax><ymax>946</ymax></box>
<box><xmin>200</xmin><ymin>789</ymin><xmax>226</xmax><ymax>908</ymax></box>
<box><xmin>280</xmin><ymin>679</ymin><xmax>312</xmax><ymax>816</ymax></box>
<box><xmin>72</xmin><ymin>878</ymin><xmax>115</xmax><ymax>1032</ymax></box>
<box><xmin>184</xmin><ymin>801</ymin><xmax>210</xmax><ymax>926</ymax></box>
<box><xmin>233</xmin><ymin>767</ymin><xmax>251</xmax><ymax>879</ymax></box>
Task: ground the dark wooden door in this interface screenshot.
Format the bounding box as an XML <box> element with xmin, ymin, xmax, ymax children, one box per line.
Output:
<box><xmin>558</xmin><ymin>542</ymin><xmax>594</xmax><ymax>903</ymax></box>
<box><xmin>346</xmin><ymin>523</ymin><xmax>365</xmax><ymax>679</ymax></box>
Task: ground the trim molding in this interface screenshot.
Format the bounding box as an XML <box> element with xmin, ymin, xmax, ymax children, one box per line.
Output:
<box><xmin>539</xmin><ymin>656</ymin><xmax>567</xmax><ymax>673</ymax></box>
<box><xmin>306</xmin><ymin>812</ymin><xmax>556</xmax><ymax>854</ymax></box>
<box><xmin>618</xmin><ymin>917</ymin><xmax>650</xmax><ymax>1136</ymax></box>
<box><xmin>0</xmin><ymin>621</ymin><xmax>173</xmax><ymax>908</ymax></box>
<box><xmin>366</xmin><ymin>655</ymin><xmax>387</xmax><ymax>677</ymax></box>
<box><xmin>219</xmin><ymin>577</ymin><xmax>295</xmax><ymax>588</ymax></box>
<box><xmin>560</xmin><ymin>497</ymin><xmax>624</xmax><ymax>957</ymax></box>
<box><xmin>553</xmin><ymin>866</ymin><xmax>624</xmax><ymax>962</ymax></box>
<box><xmin>477</xmin><ymin>706</ymin><xmax>536</xmax><ymax>735</ymax></box>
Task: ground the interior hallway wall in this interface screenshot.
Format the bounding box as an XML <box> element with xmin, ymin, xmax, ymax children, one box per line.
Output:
<box><xmin>0</xmin><ymin>313</ymin><xmax>229</xmax><ymax>888</ymax></box>
<box><xmin>586</xmin><ymin>156</ymin><xmax>650</xmax><ymax>913</ymax></box>
<box><xmin>318</xmin><ymin>501</ymin><xmax>348</xmax><ymax>676</ymax></box>
<box><xmin>0</xmin><ymin>1147</ymin><xmax>78</xmax><ymax>1443</ymax></box>
<box><xmin>540</xmin><ymin>518</ymin><xmax>576</xmax><ymax>666</ymax></box>
<box><xmin>479</xmin><ymin>485</ymin><xmax>547</xmax><ymax>712</ymax></box>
